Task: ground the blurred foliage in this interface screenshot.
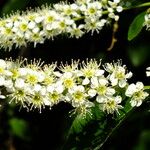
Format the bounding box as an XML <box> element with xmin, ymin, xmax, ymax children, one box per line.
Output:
<box><xmin>9</xmin><ymin>118</ymin><xmax>29</xmax><ymax>140</ymax></box>
<box><xmin>2</xmin><ymin>0</ymin><xmax>30</xmax><ymax>14</ymax></box>
<box><xmin>127</xmin><ymin>45</ymin><xmax>150</xmax><ymax>67</ymax></box>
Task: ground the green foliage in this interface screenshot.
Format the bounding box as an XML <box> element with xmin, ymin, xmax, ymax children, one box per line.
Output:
<box><xmin>128</xmin><ymin>11</ymin><xmax>146</xmax><ymax>41</ymax></box>
<box><xmin>69</xmin><ymin>112</ymin><xmax>93</xmax><ymax>134</ymax></box>
<box><xmin>9</xmin><ymin>118</ymin><xmax>29</xmax><ymax>140</ymax></box>
<box><xmin>128</xmin><ymin>45</ymin><xmax>150</xmax><ymax>67</ymax></box>
<box><xmin>62</xmin><ymin>101</ymin><xmax>133</xmax><ymax>150</ymax></box>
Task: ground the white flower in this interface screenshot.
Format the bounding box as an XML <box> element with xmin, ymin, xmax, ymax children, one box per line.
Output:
<box><xmin>67</xmin><ymin>85</ymin><xmax>88</xmax><ymax>107</ymax></box>
<box><xmin>144</xmin><ymin>13</ymin><xmax>150</xmax><ymax>30</ymax></box>
<box><xmin>90</xmin><ymin>76</ymin><xmax>115</xmax><ymax>102</ymax></box>
<box><xmin>125</xmin><ymin>82</ymin><xmax>149</xmax><ymax>107</ymax></box>
<box><xmin>25</xmin><ymin>69</ymin><xmax>44</xmax><ymax>85</ymax></box>
<box><xmin>81</xmin><ymin>59</ymin><xmax>104</xmax><ymax>84</ymax></box>
<box><xmin>46</xmin><ymin>82</ymin><xmax>64</xmax><ymax>106</ymax></box>
<box><xmin>84</xmin><ymin>17</ymin><xmax>107</xmax><ymax>34</ymax></box>
<box><xmin>105</xmin><ymin>62</ymin><xmax>132</xmax><ymax>88</ymax></box>
<box><xmin>84</xmin><ymin>2</ymin><xmax>102</xmax><ymax>17</ymax></box>
<box><xmin>8</xmin><ymin>86</ymin><xmax>30</xmax><ymax>108</ymax></box>
<box><xmin>69</xmin><ymin>24</ymin><xmax>84</xmax><ymax>38</ymax></box>
<box><xmin>30</xmin><ymin>91</ymin><xmax>47</xmax><ymax>113</ymax></box>
<box><xmin>60</xmin><ymin>72</ymin><xmax>76</xmax><ymax>89</ymax></box>
<box><xmin>99</xmin><ymin>95</ymin><xmax>123</xmax><ymax>114</ymax></box>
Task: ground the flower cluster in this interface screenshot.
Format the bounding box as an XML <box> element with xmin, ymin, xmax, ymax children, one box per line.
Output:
<box><xmin>0</xmin><ymin>58</ymin><xmax>148</xmax><ymax>114</ymax></box>
<box><xmin>0</xmin><ymin>0</ymin><xmax>123</xmax><ymax>50</ymax></box>
<box><xmin>144</xmin><ymin>10</ymin><xmax>150</xmax><ymax>30</ymax></box>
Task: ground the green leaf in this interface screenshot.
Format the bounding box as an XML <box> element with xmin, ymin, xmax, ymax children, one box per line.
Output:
<box><xmin>69</xmin><ymin>112</ymin><xmax>93</xmax><ymax>134</ymax></box>
<box><xmin>9</xmin><ymin>118</ymin><xmax>29</xmax><ymax>139</ymax></box>
<box><xmin>62</xmin><ymin>99</ymin><xmax>134</xmax><ymax>150</ymax></box>
<box><xmin>128</xmin><ymin>11</ymin><xmax>146</xmax><ymax>41</ymax></box>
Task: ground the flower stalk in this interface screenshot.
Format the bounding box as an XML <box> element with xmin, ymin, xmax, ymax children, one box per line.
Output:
<box><xmin>0</xmin><ymin>58</ymin><xmax>148</xmax><ymax>115</ymax></box>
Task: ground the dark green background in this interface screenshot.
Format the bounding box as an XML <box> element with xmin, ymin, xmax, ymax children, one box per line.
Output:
<box><xmin>0</xmin><ymin>0</ymin><xmax>150</xmax><ymax>150</ymax></box>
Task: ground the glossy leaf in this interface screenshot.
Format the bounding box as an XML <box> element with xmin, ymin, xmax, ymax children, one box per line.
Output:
<box><xmin>128</xmin><ymin>11</ymin><xmax>146</xmax><ymax>41</ymax></box>
<box><xmin>62</xmin><ymin>100</ymin><xmax>133</xmax><ymax>150</ymax></box>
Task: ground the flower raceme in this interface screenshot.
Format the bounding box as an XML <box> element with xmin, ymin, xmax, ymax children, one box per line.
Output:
<box><xmin>0</xmin><ymin>0</ymin><xmax>123</xmax><ymax>50</ymax></box>
<box><xmin>0</xmin><ymin>58</ymin><xmax>148</xmax><ymax>114</ymax></box>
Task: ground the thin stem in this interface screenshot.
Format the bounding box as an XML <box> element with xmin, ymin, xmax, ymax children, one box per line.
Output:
<box><xmin>144</xmin><ymin>86</ymin><xmax>150</xmax><ymax>90</ymax></box>
<box><xmin>75</xmin><ymin>2</ymin><xmax>150</xmax><ymax>22</ymax></box>
<box><xmin>123</xmin><ymin>2</ymin><xmax>150</xmax><ymax>11</ymax></box>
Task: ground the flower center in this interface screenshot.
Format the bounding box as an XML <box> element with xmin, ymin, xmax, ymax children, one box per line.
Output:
<box><xmin>73</xmin><ymin>91</ymin><xmax>84</xmax><ymax>101</ymax></box>
<box><xmin>49</xmin><ymin>92</ymin><xmax>60</xmax><ymax>102</ymax></box>
<box><xmin>97</xmin><ymin>85</ymin><xmax>107</xmax><ymax>95</ymax></box>
<box><xmin>26</xmin><ymin>74</ymin><xmax>38</xmax><ymax>85</ymax></box>
<box><xmin>64</xmin><ymin>78</ymin><xmax>74</xmax><ymax>88</ymax></box>
<box><xmin>20</xmin><ymin>23</ymin><xmax>28</xmax><ymax>32</ymax></box>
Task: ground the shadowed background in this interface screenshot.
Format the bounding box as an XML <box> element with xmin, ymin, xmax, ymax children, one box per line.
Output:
<box><xmin>0</xmin><ymin>0</ymin><xmax>150</xmax><ymax>150</ymax></box>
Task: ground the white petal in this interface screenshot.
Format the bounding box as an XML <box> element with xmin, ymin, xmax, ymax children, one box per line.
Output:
<box><xmin>78</xmin><ymin>85</ymin><xmax>85</xmax><ymax>92</ymax></box>
<box><xmin>43</xmin><ymin>99</ymin><xmax>51</xmax><ymax>106</ymax></box>
<box><xmin>33</xmin><ymin>84</ymin><xmax>42</xmax><ymax>92</ymax></box>
<box><xmin>136</xmin><ymin>82</ymin><xmax>144</xmax><ymax>91</ymax></box>
<box><xmin>125</xmin><ymin>72</ymin><xmax>133</xmax><ymax>79</ymax></box>
<box><xmin>0</xmin><ymin>77</ymin><xmax>5</xmax><ymax>86</ymax></box>
<box><xmin>114</xmin><ymin>0</ymin><xmax>120</xmax><ymax>3</ymax></box>
<box><xmin>96</xmin><ymin>95</ymin><xmax>106</xmax><ymax>103</ymax></box>
<box><xmin>28</xmin><ymin>21</ymin><xmax>36</xmax><ymax>29</ymax></box>
<box><xmin>53</xmin><ymin>71</ymin><xmax>62</xmax><ymax>77</ymax></box>
<box><xmin>88</xmin><ymin>89</ymin><xmax>96</xmax><ymax>97</ymax></box>
<box><xmin>107</xmin><ymin>88</ymin><xmax>115</xmax><ymax>95</ymax></box>
<box><xmin>4</xmin><ymin>80</ymin><xmax>13</xmax><ymax>88</ymax></box>
<box><xmin>0</xmin><ymin>95</ymin><xmax>5</xmax><ymax>99</ymax></box>
<box><xmin>56</xmin><ymin>84</ymin><xmax>64</xmax><ymax>93</ymax></box>
<box><xmin>95</xmin><ymin>69</ymin><xmax>104</xmax><ymax>76</ymax></box>
<box><xmin>119</xmin><ymin>80</ymin><xmax>127</xmax><ymax>88</ymax></box>
<box><xmin>125</xmin><ymin>84</ymin><xmax>136</xmax><ymax>97</ymax></box>
<box><xmin>115</xmin><ymin>96</ymin><xmax>122</xmax><ymax>103</ymax></box>
<box><xmin>91</xmin><ymin>77</ymin><xmax>98</xmax><ymax>87</ymax></box>
<box><xmin>136</xmin><ymin>100</ymin><xmax>142</xmax><ymax>107</ymax></box>
<box><xmin>47</xmin><ymin>85</ymin><xmax>54</xmax><ymax>93</ymax></box>
<box><xmin>0</xmin><ymin>59</ymin><xmax>6</xmax><ymax>68</ymax></box>
<box><xmin>19</xmin><ymin>68</ymin><xmax>28</xmax><ymax>76</ymax></box>
<box><xmin>146</xmin><ymin>71</ymin><xmax>150</xmax><ymax>77</ymax></box>
<box><xmin>111</xmin><ymin>78</ymin><xmax>118</xmax><ymax>86</ymax></box>
<box><xmin>130</xmin><ymin>100</ymin><xmax>136</xmax><ymax>107</ymax></box>
<box><xmin>99</xmin><ymin>78</ymin><xmax>108</xmax><ymax>85</ymax></box>
<box><xmin>82</xmin><ymin>78</ymin><xmax>90</xmax><ymax>85</ymax></box>
<box><xmin>15</xmin><ymin>78</ymin><xmax>25</xmax><ymax>89</ymax></box>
